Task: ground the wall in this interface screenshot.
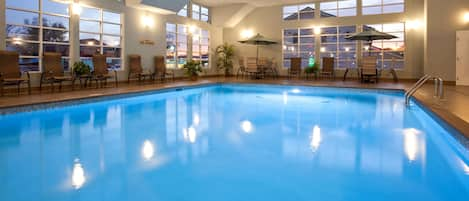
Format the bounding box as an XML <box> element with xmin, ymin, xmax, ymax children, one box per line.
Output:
<box><xmin>424</xmin><ymin>0</ymin><xmax>469</xmax><ymax>81</ymax></box>
<box><xmin>220</xmin><ymin>0</ymin><xmax>426</xmax><ymax>79</ymax></box>
<box><xmin>0</xmin><ymin>0</ymin><xmax>223</xmax><ymax>87</ymax></box>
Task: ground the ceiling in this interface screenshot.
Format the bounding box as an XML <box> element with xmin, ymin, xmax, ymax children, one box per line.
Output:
<box><xmin>194</xmin><ymin>0</ymin><xmax>318</xmax><ymax>7</ymax></box>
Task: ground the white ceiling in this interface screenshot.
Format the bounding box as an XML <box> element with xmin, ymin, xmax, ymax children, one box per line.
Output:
<box><xmin>194</xmin><ymin>0</ymin><xmax>318</xmax><ymax>7</ymax></box>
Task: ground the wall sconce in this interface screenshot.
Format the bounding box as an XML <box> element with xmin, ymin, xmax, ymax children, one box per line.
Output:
<box><xmin>71</xmin><ymin>3</ymin><xmax>82</xmax><ymax>15</ymax></box>
<box><xmin>464</xmin><ymin>12</ymin><xmax>469</xmax><ymax>23</ymax></box>
<box><xmin>188</xmin><ymin>25</ymin><xmax>198</xmax><ymax>35</ymax></box>
<box><xmin>241</xmin><ymin>29</ymin><xmax>254</xmax><ymax>39</ymax></box>
<box><xmin>406</xmin><ymin>20</ymin><xmax>422</xmax><ymax>30</ymax></box>
<box><xmin>142</xmin><ymin>15</ymin><xmax>154</xmax><ymax>28</ymax></box>
<box><xmin>314</xmin><ymin>27</ymin><xmax>322</xmax><ymax>35</ymax></box>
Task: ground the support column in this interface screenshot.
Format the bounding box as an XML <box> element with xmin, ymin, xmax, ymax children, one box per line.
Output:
<box><xmin>0</xmin><ymin>0</ymin><xmax>6</xmax><ymax>50</ymax></box>
<box><xmin>69</xmin><ymin>0</ymin><xmax>81</xmax><ymax>66</ymax></box>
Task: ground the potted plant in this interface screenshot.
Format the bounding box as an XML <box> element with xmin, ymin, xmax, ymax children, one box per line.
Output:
<box><xmin>215</xmin><ymin>43</ymin><xmax>235</xmax><ymax>76</ymax></box>
<box><xmin>304</xmin><ymin>61</ymin><xmax>320</xmax><ymax>78</ymax></box>
<box><xmin>183</xmin><ymin>60</ymin><xmax>202</xmax><ymax>81</ymax></box>
<box><xmin>73</xmin><ymin>61</ymin><xmax>91</xmax><ymax>77</ymax></box>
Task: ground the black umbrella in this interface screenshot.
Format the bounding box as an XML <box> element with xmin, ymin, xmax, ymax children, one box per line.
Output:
<box><xmin>238</xmin><ymin>33</ymin><xmax>277</xmax><ymax>65</ymax></box>
<box><xmin>345</xmin><ymin>30</ymin><xmax>397</xmax><ymax>55</ymax></box>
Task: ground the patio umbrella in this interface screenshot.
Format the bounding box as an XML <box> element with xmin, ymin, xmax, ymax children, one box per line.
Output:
<box><xmin>238</xmin><ymin>33</ymin><xmax>278</xmax><ymax>64</ymax></box>
<box><xmin>345</xmin><ymin>30</ymin><xmax>397</xmax><ymax>55</ymax></box>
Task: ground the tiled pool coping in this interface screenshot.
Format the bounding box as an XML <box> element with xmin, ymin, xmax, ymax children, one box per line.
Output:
<box><xmin>0</xmin><ymin>81</ymin><xmax>468</xmax><ymax>151</ymax></box>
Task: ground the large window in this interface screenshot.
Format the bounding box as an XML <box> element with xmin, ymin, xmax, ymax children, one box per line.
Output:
<box><xmin>362</xmin><ymin>23</ymin><xmax>405</xmax><ymax>69</ymax></box>
<box><xmin>283</xmin><ymin>28</ymin><xmax>315</xmax><ymax>68</ymax></box>
<box><xmin>283</xmin><ymin>4</ymin><xmax>315</xmax><ymax>21</ymax></box>
<box><xmin>320</xmin><ymin>0</ymin><xmax>357</xmax><ymax>18</ymax></box>
<box><xmin>5</xmin><ymin>0</ymin><xmax>70</xmax><ymax>72</ymax></box>
<box><xmin>320</xmin><ymin>26</ymin><xmax>357</xmax><ymax>68</ymax></box>
<box><xmin>177</xmin><ymin>2</ymin><xmax>210</xmax><ymax>23</ymax></box>
<box><xmin>362</xmin><ymin>0</ymin><xmax>405</xmax><ymax>15</ymax></box>
<box><xmin>192</xmin><ymin>28</ymin><xmax>210</xmax><ymax>68</ymax></box>
<box><xmin>79</xmin><ymin>6</ymin><xmax>122</xmax><ymax>70</ymax></box>
<box><xmin>166</xmin><ymin>23</ymin><xmax>188</xmax><ymax>69</ymax></box>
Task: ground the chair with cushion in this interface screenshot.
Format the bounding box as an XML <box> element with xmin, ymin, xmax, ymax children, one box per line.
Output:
<box><xmin>40</xmin><ymin>52</ymin><xmax>74</xmax><ymax>92</ymax></box>
<box><xmin>91</xmin><ymin>54</ymin><xmax>118</xmax><ymax>88</ymax></box>
<box><xmin>128</xmin><ymin>55</ymin><xmax>152</xmax><ymax>83</ymax></box>
<box><xmin>153</xmin><ymin>56</ymin><xmax>174</xmax><ymax>82</ymax></box>
<box><xmin>360</xmin><ymin>56</ymin><xmax>379</xmax><ymax>83</ymax></box>
<box><xmin>0</xmin><ymin>51</ymin><xmax>31</xmax><ymax>96</ymax></box>
<box><xmin>236</xmin><ymin>57</ymin><xmax>248</xmax><ymax>79</ymax></box>
<box><xmin>288</xmin><ymin>57</ymin><xmax>302</xmax><ymax>79</ymax></box>
<box><xmin>320</xmin><ymin>57</ymin><xmax>335</xmax><ymax>80</ymax></box>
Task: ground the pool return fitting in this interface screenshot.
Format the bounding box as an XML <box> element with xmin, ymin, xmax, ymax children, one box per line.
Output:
<box><xmin>405</xmin><ymin>75</ymin><xmax>444</xmax><ymax>106</ymax></box>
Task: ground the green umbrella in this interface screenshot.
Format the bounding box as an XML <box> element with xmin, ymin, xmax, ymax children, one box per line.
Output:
<box><xmin>239</xmin><ymin>33</ymin><xmax>278</xmax><ymax>65</ymax></box>
<box><xmin>345</xmin><ymin>30</ymin><xmax>397</xmax><ymax>55</ymax></box>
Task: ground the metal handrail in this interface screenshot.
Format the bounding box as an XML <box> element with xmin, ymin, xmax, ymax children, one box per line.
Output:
<box><xmin>405</xmin><ymin>75</ymin><xmax>431</xmax><ymax>105</ymax></box>
<box><xmin>405</xmin><ymin>75</ymin><xmax>444</xmax><ymax>106</ymax></box>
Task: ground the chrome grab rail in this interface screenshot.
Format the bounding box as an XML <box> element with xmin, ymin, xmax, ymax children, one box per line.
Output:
<box><xmin>405</xmin><ymin>75</ymin><xmax>431</xmax><ymax>105</ymax></box>
<box><xmin>405</xmin><ymin>75</ymin><xmax>444</xmax><ymax>106</ymax></box>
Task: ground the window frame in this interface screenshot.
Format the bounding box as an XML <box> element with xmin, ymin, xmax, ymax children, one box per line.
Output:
<box><xmin>362</xmin><ymin>0</ymin><xmax>405</xmax><ymax>15</ymax></box>
<box><xmin>79</xmin><ymin>5</ymin><xmax>123</xmax><ymax>71</ymax></box>
<box><xmin>282</xmin><ymin>28</ymin><xmax>316</xmax><ymax>68</ymax></box>
<box><xmin>283</xmin><ymin>3</ymin><xmax>316</xmax><ymax>21</ymax></box>
<box><xmin>319</xmin><ymin>25</ymin><xmax>358</xmax><ymax>69</ymax></box>
<box><xmin>177</xmin><ymin>2</ymin><xmax>211</xmax><ymax>24</ymax></box>
<box><xmin>166</xmin><ymin>23</ymin><xmax>188</xmax><ymax>69</ymax></box>
<box><xmin>320</xmin><ymin>0</ymin><xmax>357</xmax><ymax>18</ymax></box>
<box><xmin>5</xmin><ymin>0</ymin><xmax>71</xmax><ymax>72</ymax></box>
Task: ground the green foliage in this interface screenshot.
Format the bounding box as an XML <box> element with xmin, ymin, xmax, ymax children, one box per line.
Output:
<box><xmin>215</xmin><ymin>43</ymin><xmax>235</xmax><ymax>75</ymax></box>
<box><xmin>305</xmin><ymin>62</ymin><xmax>320</xmax><ymax>74</ymax></box>
<box><xmin>183</xmin><ymin>60</ymin><xmax>203</xmax><ymax>77</ymax></box>
<box><xmin>73</xmin><ymin>61</ymin><xmax>91</xmax><ymax>76</ymax></box>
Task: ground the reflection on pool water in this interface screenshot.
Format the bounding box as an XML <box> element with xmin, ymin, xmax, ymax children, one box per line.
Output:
<box><xmin>0</xmin><ymin>84</ymin><xmax>468</xmax><ymax>201</ymax></box>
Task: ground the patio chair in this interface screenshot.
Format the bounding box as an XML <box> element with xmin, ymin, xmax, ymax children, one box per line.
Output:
<box><xmin>128</xmin><ymin>54</ymin><xmax>152</xmax><ymax>83</ymax></box>
<box><xmin>0</xmin><ymin>51</ymin><xmax>31</xmax><ymax>96</ymax></box>
<box><xmin>91</xmin><ymin>54</ymin><xmax>118</xmax><ymax>88</ymax></box>
<box><xmin>153</xmin><ymin>56</ymin><xmax>174</xmax><ymax>82</ymax></box>
<box><xmin>360</xmin><ymin>56</ymin><xmax>378</xmax><ymax>83</ymax></box>
<box><xmin>246</xmin><ymin>57</ymin><xmax>261</xmax><ymax>79</ymax></box>
<box><xmin>40</xmin><ymin>52</ymin><xmax>74</xmax><ymax>92</ymax></box>
<box><xmin>288</xmin><ymin>57</ymin><xmax>302</xmax><ymax>79</ymax></box>
<box><xmin>236</xmin><ymin>57</ymin><xmax>248</xmax><ymax>79</ymax></box>
<box><xmin>320</xmin><ymin>57</ymin><xmax>335</xmax><ymax>80</ymax></box>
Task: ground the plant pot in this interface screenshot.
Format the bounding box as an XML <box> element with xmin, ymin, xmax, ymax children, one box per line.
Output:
<box><xmin>190</xmin><ymin>75</ymin><xmax>198</xmax><ymax>81</ymax></box>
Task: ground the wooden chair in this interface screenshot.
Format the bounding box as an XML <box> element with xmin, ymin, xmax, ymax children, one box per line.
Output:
<box><xmin>91</xmin><ymin>54</ymin><xmax>118</xmax><ymax>88</ymax></box>
<box><xmin>236</xmin><ymin>57</ymin><xmax>247</xmax><ymax>79</ymax></box>
<box><xmin>128</xmin><ymin>55</ymin><xmax>152</xmax><ymax>83</ymax></box>
<box><xmin>320</xmin><ymin>57</ymin><xmax>335</xmax><ymax>80</ymax></box>
<box><xmin>153</xmin><ymin>56</ymin><xmax>174</xmax><ymax>82</ymax></box>
<box><xmin>40</xmin><ymin>52</ymin><xmax>74</xmax><ymax>92</ymax></box>
<box><xmin>288</xmin><ymin>57</ymin><xmax>302</xmax><ymax>79</ymax></box>
<box><xmin>360</xmin><ymin>56</ymin><xmax>378</xmax><ymax>83</ymax></box>
<box><xmin>0</xmin><ymin>51</ymin><xmax>31</xmax><ymax>96</ymax></box>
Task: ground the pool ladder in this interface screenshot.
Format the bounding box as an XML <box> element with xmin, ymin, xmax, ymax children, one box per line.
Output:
<box><xmin>405</xmin><ymin>75</ymin><xmax>444</xmax><ymax>106</ymax></box>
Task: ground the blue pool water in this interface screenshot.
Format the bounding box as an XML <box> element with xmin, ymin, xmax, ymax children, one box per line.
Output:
<box><xmin>1</xmin><ymin>84</ymin><xmax>469</xmax><ymax>201</ymax></box>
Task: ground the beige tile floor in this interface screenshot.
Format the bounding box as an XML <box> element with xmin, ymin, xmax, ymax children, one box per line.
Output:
<box><xmin>0</xmin><ymin>77</ymin><xmax>467</xmax><ymax>138</ymax></box>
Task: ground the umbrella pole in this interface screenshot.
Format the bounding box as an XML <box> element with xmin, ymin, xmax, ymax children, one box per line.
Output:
<box><xmin>256</xmin><ymin>45</ymin><xmax>259</xmax><ymax>66</ymax></box>
<box><xmin>368</xmin><ymin>41</ymin><xmax>372</xmax><ymax>56</ymax></box>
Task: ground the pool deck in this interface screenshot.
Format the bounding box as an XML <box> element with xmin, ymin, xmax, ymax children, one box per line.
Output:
<box><xmin>0</xmin><ymin>77</ymin><xmax>468</xmax><ymax>141</ymax></box>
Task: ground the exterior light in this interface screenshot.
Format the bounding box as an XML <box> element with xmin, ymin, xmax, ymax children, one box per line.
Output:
<box><xmin>320</xmin><ymin>47</ymin><xmax>326</xmax><ymax>52</ymax></box>
<box><xmin>12</xmin><ymin>37</ymin><xmax>23</xmax><ymax>45</ymax></box>
<box><xmin>87</xmin><ymin>41</ymin><xmax>94</xmax><ymax>45</ymax></box>
<box><xmin>345</xmin><ymin>47</ymin><xmax>350</xmax><ymax>52</ymax></box>
<box><xmin>71</xmin><ymin>3</ymin><xmax>82</xmax><ymax>15</ymax></box>
<box><xmin>314</xmin><ymin>27</ymin><xmax>321</xmax><ymax>35</ymax></box>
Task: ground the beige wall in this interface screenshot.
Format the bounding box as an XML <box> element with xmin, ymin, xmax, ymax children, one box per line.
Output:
<box><xmin>220</xmin><ymin>0</ymin><xmax>426</xmax><ymax>79</ymax></box>
<box><xmin>0</xmin><ymin>0</ymin><xmax>223</xmax><ymax>87</ymax></box>
<box><xmin>425</xmin><ymin>0</ymin><xmax>469</xmax><ymax>81</ymax></box>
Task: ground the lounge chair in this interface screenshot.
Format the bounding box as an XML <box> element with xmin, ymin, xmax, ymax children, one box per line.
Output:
<box><xmin>153</xmin><ymin>56</ymin><xmax>174</xmax><ymax>82</ymax></box>
<box><xmin>40</xmin><ymin>52</ymin><xmax>74</xmax><ymax>92</ymax></box>
<box><xmin>289</xmin><ymin>57</ymin><xmax>302</xmax><ymax>79</ymax></box>
<box><xmin>91</xmin><ymin>54</ymin><xmax>118</xmax><ymax>88</ymax></box>
<box><xmin>360</xmin><ymin>56</ymin><xmax>378</xmax><ymax>83</ymax></box>
<box><xmin>236</xmin><ymin>57</ymin><xmax>248</xmax><ymax>79</ymax></box>
<box><xmin>320</xmin><ymin>57</ymin><xmax>335</xmax><ymax>80</ymax></box>
<box><xmin>0</xmin><ymin>51</ymin><xmax>31</xmax><ymax>96</ymax></box>
<box><xmin>128</xmin><ymin>55</ymin><xmax>152</xmax><ymax>83</ymax></box>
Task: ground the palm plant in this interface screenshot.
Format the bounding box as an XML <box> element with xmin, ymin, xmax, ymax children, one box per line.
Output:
<box><xmin>215</xmin><ymin>43</ymin><xmax>235</xmax><ymax>76</ymax></box>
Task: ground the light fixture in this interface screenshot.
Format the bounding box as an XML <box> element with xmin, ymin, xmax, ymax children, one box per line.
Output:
<box><xmin>188</xmin><ymin>25</ymin><xmax>198</xmax><ymax>34</ymax></box>
<box><xmin>406</xmin><ymin>20</ymin><xmax>422</xmax><ymax>30</ymax></box>
<box><xmin>142</xmin><ymin>15</ymin><xmax>154</xmax><ymax>28</ymax></box>
<box><xmin>314</xmin><ymin>26</ymin><xmax>321</xmax><ymax>35</ymax></box>
<box><xmin>241</xmin><ymin>120</ymin><xmax>253</xmax><ymax>133</ymax></box>
<box><xmin>345</xmin><ymin>47</ymin><xmax>350</xmax><ymax>52</ymax></box>
<box><xmin>87</xmin><ymin>41</ymin><xmax>94</xmax><ymax>46</ymax></box>
<box><xmin>464</xmin><ymin>12</ymin><xmax>469</xmax><ymax>23</ymax></box>
<box><xmin>72</xmin><ymin>159</ymin><xmax>86</xmax><ymax>189</ymax></box>
<box><xmin>12</xmin><ymin>37</ymin><xmax>23</xmax><ymax>45</ymax></box>
<box><xmin>320</xmin><ymin>47</ymin><xmax>326</xmax><ymax>52</ymax></box>
<box><xmin>141</xmin><ymin>140</ymin><xmax>155</xmax><ymax>161</ymax></box>
<box><xmin>71</xmin><ymin>3</ymin><xmax>82</xmax><ymax>15</ymax></box>
<box><xmin>241</xmin><ymin>29</ymin><xmax>254</xmax><ymax>39</ymax></box>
